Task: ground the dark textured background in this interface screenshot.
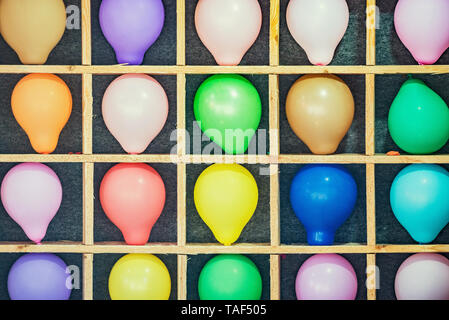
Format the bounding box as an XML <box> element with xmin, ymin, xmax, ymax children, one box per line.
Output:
<box><xmin>0</xmin><ymin>0</ymin><xmax>447</xmax><ymax>300</ymax></box>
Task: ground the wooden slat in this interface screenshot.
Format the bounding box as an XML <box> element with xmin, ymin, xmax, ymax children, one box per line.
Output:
<box><xmin>82</xmin><ymin>253</ymin><xmax>94</xmax><ymax>300</ymax></box>
<box><xmin>177</xmin><ymin>0</ymin><xmax>186</xmax><ymax>66</ymax></box>
<box><xmin>177</xmin><ymin>255</ymin><xmax>187</xmax><ymax>300</ymax></box>
<box><xmin>366</xmin><ymin>254</ymin><xmax>377</xmax><ymax>300</ymax></box>
<box><xmin>83</xmin><ymin>163</ymin><xmax>94</xmax><ymax>245</ymax></box>
<box><xmin>269</xmin><ymin>0</ymin><xmax>280</xmax><ymax>66</ymax></box>
<box><xmin>365</xmin><ymin>74</ymin><xmax>375</xmax><ymax>156</ymax></box>
<box><xmin>81</xmin><ymin>0</ymin><xmax>92</xmax><ymax>65</ymax></box>
<box><xmin>366</xmin><ymin>164</ymin><xmax>376</xmax><ymax>246</ymax></box>
<box><xmin>366</xmin><ymin>0</ymin><xmax>376</xmax><ymax>66</ymax></box>
<box><xmin>270</xmin><ymin>255</ymin><xmax>280</xmax><ymax>300</ymax></box>
<box><xmin>82</xmin><ymin>74</ymin><xmax>93</xmax><ymax>154</ymax></box>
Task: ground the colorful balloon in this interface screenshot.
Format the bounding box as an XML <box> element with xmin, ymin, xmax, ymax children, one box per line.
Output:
<box><xmin>109</xmin><ymin>254</ymin><xmax>171</xmax><ymax>300</ymax></box>
<box><xmin>99</xmin><ymin>0</ymin><xmax>165</xmax><ymax>65</ymax></box>
<box><xmin>198</xmin><ymin>255</ymin><xmax>262</xmax><ymax>300</ymax></box>
<box><xmin>11</xmin><ymin>74</ymin><xmax>72</xmax><ymax>154</ymax></box>
<box><xmin>100</xmin><ymin>163</ymin><xmax>166</xmax><ymax>245</ymax></box>
<box><xmin>394</xmin><ymin>0</ymin><xmax>449</xmax><ymax>65</ymax></box>
<box><xmin>390</xmin><ymin>164</ymin><xmax>449</xmax><ymax>244</ymax></box>
<box><xmin>388</xmin><ymin>77</ymin><xmax>449</xmax><ymax>154</ymax></box>
<box><xmin>395</xmin><ymin>253</ymin><xmax>449</xmax><ymax>300</ymax></box>
<box><xmin>195</xmin><ymin>0</ymin><xmax>262</xmax><ymax>66</ymax></box>
<box><xmin>0</xmin><ymin>0</ymin><xmax>66</xmax><ymax>64</ymax></box>
<box><xmin>287</xmin><ymin>0</ymin><xmax>349</xmax><ymax>66</ymax></box>
<box><xmin>286</xmin><ymin>74</ymin><xmax>354</xmax><ymax>155</ymax></box>
<box><xmin>1</xmin><ymin>163</ymin><xmax>62</xmax><ymax>244</ymax></box>
<box><xmin>8</xmin><ymin>253</ymin><xmax>71</xmax><ymax>300</ymax></box>
<box><xmin>102</xmin><ymin>74</ymin><xmax>169</xmax><ymax>154</ymax></box>
<box><xmin>290</xmin><ymin>164</ymin><xmax>357</xmax><ymax>245</ymax></box>
<box><xmin>194</xmin><ymin>164</ymin><xmax>258</xmax><ymax>246</ymax></box>
<box><xmin>296</xmin><ymin>254</ymin><xmax>357</xmax><ymax>300</ymax></box>
<box><xmin>194</xmin><ymin>75</ymin><xmax>262</xmax><ymax>154</ymax></box>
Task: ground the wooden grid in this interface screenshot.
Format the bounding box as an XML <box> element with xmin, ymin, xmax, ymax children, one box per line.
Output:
<box><xmin>1</xmin><ymin>0</ymin><xmax>448</xmax><ymax>301</ymax></box>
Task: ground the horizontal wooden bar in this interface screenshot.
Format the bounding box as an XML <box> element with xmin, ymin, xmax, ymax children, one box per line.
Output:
<box><xmin>0</xmin><ymin>65</ymin><xmax>448</xmax><ymax>75</ymax></box>
<box><xmin>1</xmin><ymin>154</ymin><xmax>449</xmax><ymax>164</ymax></box>
<box><xmin>1</xmin><ymin>242</ymin><xmax>448</xmax><ymax>254</ymax></box>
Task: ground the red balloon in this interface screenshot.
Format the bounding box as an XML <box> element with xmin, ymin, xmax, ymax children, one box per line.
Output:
<box><xmin>100</xmin><ymin>163</ymin><xmax>166</xmax><ymax>245</ymax></box>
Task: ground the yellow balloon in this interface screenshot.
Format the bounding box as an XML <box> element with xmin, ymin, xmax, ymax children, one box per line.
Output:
<box><xmin>0</xmin><ymin>0</ymin><xmax>66</xmax><ymax>65</ymax></box>
<box><xmin>194</xmin><ymin>164</ymin><xmax>259</xmax><ymax>246</ymax></box>
<box><xmin>108</xmin><ymin>254</ymin><xmax>171</xmax><ymax>300</ymax></box>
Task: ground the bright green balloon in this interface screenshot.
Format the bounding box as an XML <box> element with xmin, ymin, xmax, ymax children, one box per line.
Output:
<box><xmin>198</xmin><ymin>254</ymin><xmax>262</xmax><ymax>300</ymax></box>
<box><xmin>388</xmin><ymin>77</ymin><xmax>449</xmax><ymax>154</ymax></box>
<box><xmin>194</xmin><ymin>74</ymin><xmax>262</xmax><ymax>154</ymax></box>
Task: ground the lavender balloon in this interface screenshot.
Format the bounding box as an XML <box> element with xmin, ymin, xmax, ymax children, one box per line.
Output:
<box><xmin>99</xmin><ymin>0</ymin><xmax>165</xmax><ymax>65</ymax></box>
<box><xmin>8</xmin><ymin>253</ymin><xmax>72</xmax><ymax>300</ymax></box>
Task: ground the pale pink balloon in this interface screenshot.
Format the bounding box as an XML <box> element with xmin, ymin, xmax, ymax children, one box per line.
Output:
<box><xmin>102</xmin><ymin>74</ymin><xmax>169</xmax><ymax>154</ymax></box>
<box><xmin>295</xmin><ymin>254</ymin><xmax>358</xmax><ymax>300</ymax></box>
<box><xmin>287</xmin><ymin>0</ymin><xmax>349</xmax><ymax>66</ymax></box>
<box><xmin>195</xmin><ymin>0</ymin><xmax>262</xmax><ymax>66</ymax></box>
<box><xmin>1</xmin><ymin>163</ymin><xmax>62</xmax><ymax>244</ymax></box>
<box><xmin>395</xmin><ymin>0</ymin><xmax>449</xmax><ymax>65</ymax></box>
<box><xmin>395</xmin><ymin>253</ymin><xmax>449</xmax><ymax>300</ymax></box>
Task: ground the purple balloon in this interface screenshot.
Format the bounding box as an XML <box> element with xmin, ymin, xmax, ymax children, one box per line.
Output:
<box><xmin>8</xmin><ymin>253</ymin><xmax>72</xmax><ymax>300</ymax></box>
<box><xmin>99</xmin><ymin>0</ymin><xmax>165</xmax><ymax>65</ymax></box>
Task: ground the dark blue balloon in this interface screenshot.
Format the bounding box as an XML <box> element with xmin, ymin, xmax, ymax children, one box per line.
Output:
<box><xmin>290</xmin><ymin>164</ymin><xmax>358</xmax><ymax>245</ymax></box>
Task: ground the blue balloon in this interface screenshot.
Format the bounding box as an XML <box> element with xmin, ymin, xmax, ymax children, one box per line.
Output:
<box><xmin>290</xmin><ymin>164</ymin><xmax>358</xmax><ymax>245</ymax></box>
<box><xmin>390</xmin><ymin>164</ymin><xmax>449</xmax><ymax>244</ymax></box>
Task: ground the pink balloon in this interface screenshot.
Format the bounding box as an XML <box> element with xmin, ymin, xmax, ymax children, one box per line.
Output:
<box><xmin>1</xmin><ymin>163</ymin><xmax>62</xmax><ymax>244</ymax></box>
<box><xmin>394</xmin><ymin>0</ymin><xmax>449</xmax><ymax>65</ymax></box>
<box><xmin>102</xmin><ymin>74</ymin><xmax>169</xmax><ymax>154</ymax></box>
<box><xmin>395</xmin><ymin>253</ymin><xmax>449</xmax><ymax>300</ymax></box>
<box><xmin>287</xmin><ymin>0</ymin><xmax>349</xmax><ymax>66</ymax></box>
<box><xmin>295</xmin><ymin>254</ymin><xmax>357</xmax><ymax>300</ymax></box>
<box><xmin>195</xmin><ymin>0</ymin><xmax>262</xmax><ymax>66</ymax></box>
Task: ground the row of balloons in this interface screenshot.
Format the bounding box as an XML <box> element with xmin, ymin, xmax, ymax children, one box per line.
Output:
<box><xmin>11</xmin><ymin>71</ymin><xmax>449</xmax><ymax>157</ymax></box>
<box><xmin>6</xmin><ymin>252</ymin><xmax>449</xmax><ymax>300</ymax></box>
<box><xmin>1</xmin><ymin>0</ymin><xmax>448</xmax><ymax>66</ymax></box>
<box><xmin>2</xmin><ymin>161</ymin><xmax>449</xmax><ymax>246</ymax></box>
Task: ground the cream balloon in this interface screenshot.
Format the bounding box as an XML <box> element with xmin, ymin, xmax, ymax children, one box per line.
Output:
<box><xmin>286</xmin><ymin>0</ymin><xmax>349</xmax><ymax>66</ymax></box>
<box><xmin>195</xmin><ymin>0</ymin><xmax>262</xmax><ymax>66</ymax></box>
<box><xmin>102</xmin><ymin>74</ymin><xmax>169</xmax><ymax>154</ymax></box>
<box><xmin>0</xmin><ymin>0</ymin><xmax>66</xmax><ymax>65</ymax></box>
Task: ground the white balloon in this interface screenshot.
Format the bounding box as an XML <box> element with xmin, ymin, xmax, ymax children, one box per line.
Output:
<box><xmin>395</xmin><ymin>253</ymin><xmax>449</xmax><ymax>300</ymax></box>
<box><xmin>286</xmin><ymin>0</ymin><xmax>349</xmax><ymax>66</ymax></box>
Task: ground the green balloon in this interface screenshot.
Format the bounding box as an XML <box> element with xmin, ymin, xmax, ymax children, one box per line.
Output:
<box><xmin>194</xmin><ymin>74</ymin><xmax>262</xmax><ymax>154</ymax></box>
<box><xmin>198</xmin><ymin>254</ymin><xmax>262</xmax><ymax>300</ymax></box>
<box><xmin>388</xmin><ymin>77</ymin><xmax>449</xmax><ymax>154</ymax></box>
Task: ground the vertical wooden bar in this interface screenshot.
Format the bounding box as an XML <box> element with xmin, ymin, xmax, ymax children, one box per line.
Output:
<box><xmin>82</xmin><ymin>253</ymin><xmax>94</xmax><ymax>300</ymax></box>
<box><xmin>366</xmin><ymin>0</ymin><xmax>376</xmax><ymax>66</ymax></box>
<box><xmin>365</xmin><ymin>74</ymin><xmax>375</xmax><ymax>156</ymax></box>
<box><xmin>366</xmin><ymin>254</ymin><xmax>377</xmax><ymax>300</ymax></box>
<box><xmin>177</xmin><ymin>255</ymin><xmax>187</xmax><ymax>300</ymax></box>
<box><xmin>366</xmin><ymin>164</ymin><xmax>376</xmax><ymax>247</ymax></box>
<box><xmin>270</xmin><ymin>255</ymin><xmax>281</xmax><ymax>300</ymax></box>
<box><xmin>270</xmin><ymin>0</ymin><xmax>280</xmax><ymax>66</ymax></box>
<box><xmin>81</xmin><ymin>0</ymin><xmax>92</xmax><ymax>66</ymax></box>
<box><xmin>177</xmin><ymin>0</ymin><xmax>186</xmax><ymax>66</ymax></box>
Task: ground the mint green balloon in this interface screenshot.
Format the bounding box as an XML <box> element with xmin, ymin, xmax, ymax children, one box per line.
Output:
<box><xmin>194</xmin><ymin>75</ymin><xmax>262</xmax><ymax>154</ymax></box>
<box><xmin>198</xmin><ymin>255</ymin><xmax>262</xmax><ymax>300</ymax></box>
<box><xmin>388</xmin><ymin>77</ymin><xmax>449</xmax><ymax>154</ymax></box>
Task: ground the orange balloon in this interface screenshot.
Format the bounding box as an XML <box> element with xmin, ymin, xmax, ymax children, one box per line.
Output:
<box><xmin>286</xmin><ymin>74</ymin><xmax>354</xmax><ymax>155</ymax></box>
<box><xmin>11</xmin><ymin>74</ymin><xmax>72</xmax><ymax>154</ymax></box>
<box><xmin>100</xmin><ymin>163</ymin><xmax>166</xmax><ymax>245</ymax></box>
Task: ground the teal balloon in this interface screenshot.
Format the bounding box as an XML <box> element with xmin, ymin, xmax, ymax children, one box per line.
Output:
<box><xmin>194</xmin><ymin>74</ymin><xmax>262</xmax><ymax>154</ymax></box>
<box><xmin>390</xmin><ymin>164</ymin><xmax>449</xmax><ymax>244</ymax></box>
<box><xmin>388</xmin><ymin>77</ymin><xmax>449</xmax><ymax>154</ymax></box>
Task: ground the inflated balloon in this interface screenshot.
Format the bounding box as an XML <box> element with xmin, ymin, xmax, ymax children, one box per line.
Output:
<box><xmin>100</xmin><ymin>0</ymin><xmax>165</xmax><ymax>65</ymax></box>
<box><xmin>194</xmin><ymin>75</ymin><xmax>262</xmax><ymax>154</ymax></box>
<box><xmin>195</xmin><ymin>0</ymin><xmax>262</xmax><ymax>66</ymax></box>
<box><xmin>102</xmin><ymin>74</ymin><xmax>169</xmax><ymax>154</ymax></box>
<box><xmin>390</xmin><ymin>164</ymin><xmax>449</xmax><ymax>244</ymax></box>
<box><xmin>194</xmin><ymin>164</ymin><xmax>258</xmax><ymax>246</ymax></box>
<box><xmin>286</xmin><ymin>74</ymin><xmax>354</xmax><ymax>155</ymax></box>
<box><xmin>8</xmin><ymin>253</ymin><xmax>71</xmax><ymax>300</ymax></box>
<box><xmin>287</xmin><ymin>0</ymin><xmax>349</xmax><ymax>65</ymax></box>
<box><xmin>109</xmin><ymin>254</ymin><xmax>171</xmax><ymax>300</ymax></box>
<box><xmin>100</xmin><ymin>163</ymin><xmax>166</xmax><ymax>245</ymax></box>
<box><xmin>0</xmin><ymin>0</ymin><xmax>66</xmax><ymax>64</ymax></box>
<box><xmin>395</xmin><ymin>253</ymin><xmax>449</xmax><ymax>300</ymax></box>
<box><xmin>388</xmin><ymin>77</ymin><xmax>449</xmax><ymax>154</ymax></box>
<box><xmin>12</xmin><ymin>74</ymin><xmax>72</xmax><ymax>154</ymax></box>
<box><xmin>199</xmin><ymin>255</ymin><xmax>262</xmax><ymax>300</ymax></box>
<box><xmin>394</xmin><ymin>0</ymin><xmax>449</xmax><ymax>65</ymax></box>
<box><xmin>1</xmin><ymin>163</ymin><xmax>62</xmax><ymax>244</ymax></box>
<box><xmin>290</xmin><ymin>164</ymin><xmax>357</xmax><ymax>245</ymax></box>
<box><xmin>296</xmin><ymin>254</ymin><xmax>357</xmax><ymax>300</ymax></box>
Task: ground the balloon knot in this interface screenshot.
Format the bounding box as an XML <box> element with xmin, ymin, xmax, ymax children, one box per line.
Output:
<box><xmin>386</xmin><ymin>151</ymin><xmax>401</xmax><ymax>156</ymax></box>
